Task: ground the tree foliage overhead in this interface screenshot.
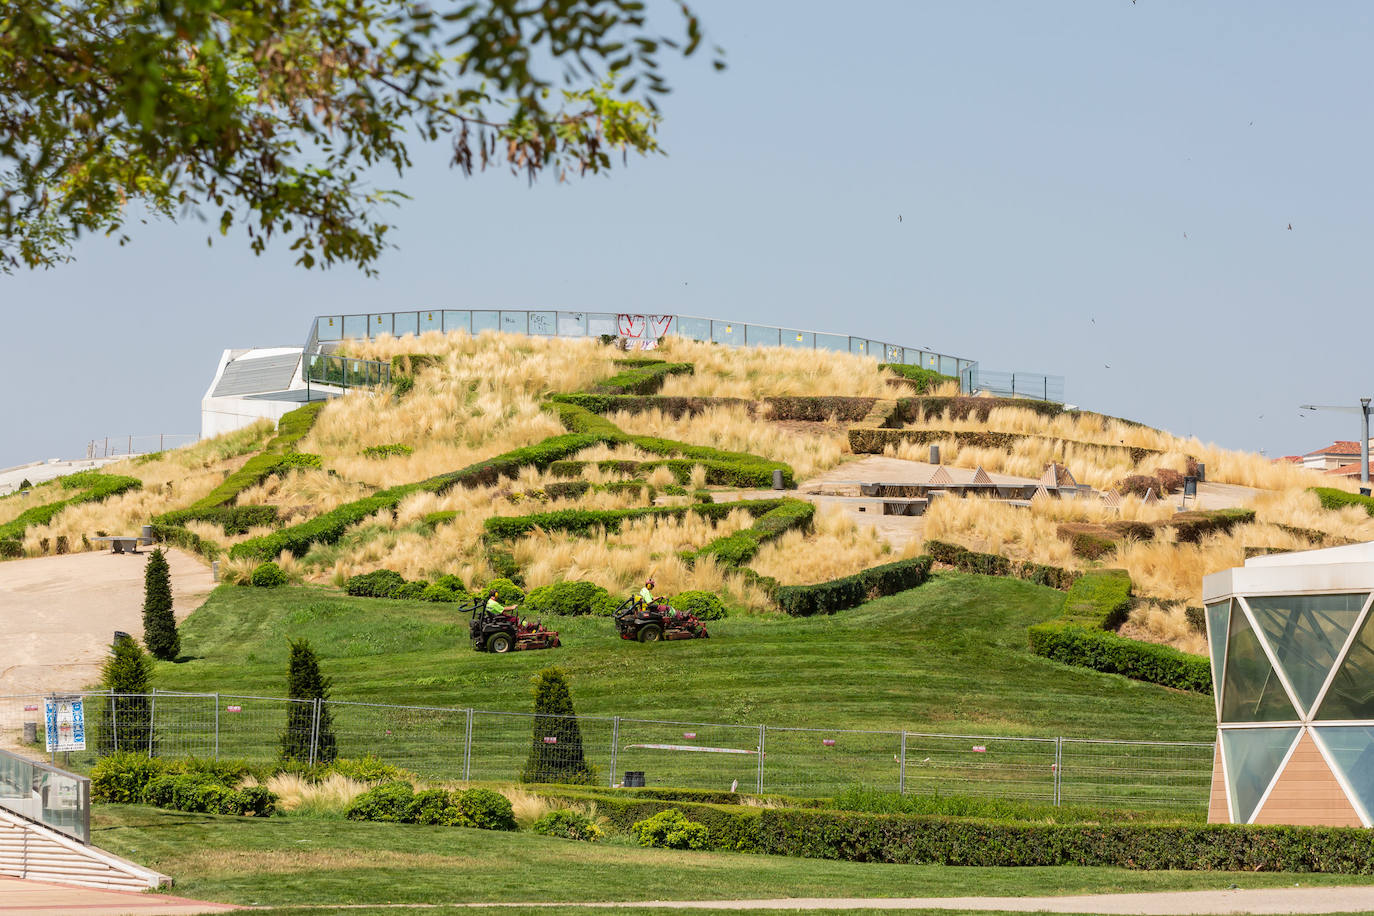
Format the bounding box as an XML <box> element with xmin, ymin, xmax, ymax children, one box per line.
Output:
<box><xmin>0</xmin><ymin>1</ymin><xmax>722</xmax><ymax>273</ymax></box>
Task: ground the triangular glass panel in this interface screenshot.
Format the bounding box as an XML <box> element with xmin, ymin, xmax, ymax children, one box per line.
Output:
<box><xmin>1206</xmin><ymin>600</ymin><xmax>1231</xmax><ymax>717</ymax></box>
<box><xmin>1248</xmin><ymin>593</ymin><xmax>1366</xmax><ymax>716</ymax></box>
<box><xmin>1313</xmin><ymin>726</ymin><xmax>1374</xmax><ymax>824</ymax></box>
<box><xmin>1317</xmin><ymin>605</ymin><xmax>1374</xmax><ymax>720</ymax></box>
<box><xmin>1221</xmin><ymin>606</ymin><xmax>1298</xmax><ymax>723</ymax></box>
<box><xmin>1221</xmin><ymin>727</ymin><xmax>1299</xmax><ymax>823</ymax></box>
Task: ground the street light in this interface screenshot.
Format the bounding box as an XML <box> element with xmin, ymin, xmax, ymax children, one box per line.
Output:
<box><xmin>1299</xmin><ymin>398</ymin><xmax>1373</xmax><ymax>487</ymax></box>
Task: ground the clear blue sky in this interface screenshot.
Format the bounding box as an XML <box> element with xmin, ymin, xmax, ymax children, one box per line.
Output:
<box><xmin>3</xmin><ymin>1</ymin><xmax>1372</xmax><ymax>468</ymax></box>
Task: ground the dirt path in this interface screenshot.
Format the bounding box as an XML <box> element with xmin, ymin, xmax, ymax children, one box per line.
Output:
<box><xmin>0</xmin><ymin>549</ymin><xmax>214</xmax><ymax>698</ymax></box>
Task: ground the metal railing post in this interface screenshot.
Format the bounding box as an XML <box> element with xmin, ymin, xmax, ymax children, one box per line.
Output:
<box><xmin>147</xmin><ymin>689</ymin><xmax>156</xmax><ymax>757</ymax></box>
<box><xmin>609</xmin><ymin>716</ymin><xmax>620</xmax><ymax>789</ymax></box>
<box><xmin>899</xmin><ymin>731</ymin><xmax>907</xmax><ymax>795</ymax></box>
<box><xmin>756</xmin><ymin>725</ymin><xmax>766</xmax><ymax>795</ymax></box>
<box><xmin>463</xmin><ymin>708</ymin><xmax>473</xmax><ymax>782</ymax></box>
<box><xmin>214</xmin><ymin>693</ymin><xmax>220</xmax><ymax>759</ymax></box>
<box><xmin>1054</xmin><ymin>737</ymin><xmax>1063</xmax><ymax>806</ymax></box>
<box><xmin>309</xmin><ymin>699</ymin><xmax>321</xmax><ymax>767</ymax></box>
<box><xmin>110</xmin><ymin>688</ymin><xmax>118</xmax><ymax>752</ymax></box>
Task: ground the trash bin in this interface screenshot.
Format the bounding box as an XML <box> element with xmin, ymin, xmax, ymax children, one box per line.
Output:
<box><xmin>772</xmin><ymin>469</ymin><xmax>784</xmax><ymax>490</ymax></box>
<box><xmin>624</xmin><ymin>771</ymin><xmax>646</xmax><ymax>787</ymax></box>
<box><xmin>929</xmin><ymin>445</ymin><xmax>940</xmax><ymax>465</ymax></box>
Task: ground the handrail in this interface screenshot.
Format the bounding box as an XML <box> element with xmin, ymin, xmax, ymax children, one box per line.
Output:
<box><xmin>0</xmin><ymin>746</ymin><xmax>90</xmax><ymax>844</ymax></box>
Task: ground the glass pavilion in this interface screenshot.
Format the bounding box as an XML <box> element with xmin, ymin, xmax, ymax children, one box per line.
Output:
<box><xmin>1203</xmin><ymin>542</ymin><xmax>1374</xmax><ymax>826</ymax></box>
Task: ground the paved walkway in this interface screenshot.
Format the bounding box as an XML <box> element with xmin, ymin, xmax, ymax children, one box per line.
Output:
<box><xmin>0</xmin><ymin>876</ymin><xmax>240</xmax><ymax>915</ymax></box>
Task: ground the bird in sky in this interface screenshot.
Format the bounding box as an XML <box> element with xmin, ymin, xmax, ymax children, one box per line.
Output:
<box><xmin>1287</xmin><ymin>223</ymin><xmax>1293</xmax><ymax>230</ymax></box>
<box><xmin>1104</xmin><ymin>364</ymin><xmax>1111</xmax><ymax>369</ymax></box>
<box><xmin>898</xmin><ymin>215</ymin><xmax>903</xmax><ymax>222</ymax></box>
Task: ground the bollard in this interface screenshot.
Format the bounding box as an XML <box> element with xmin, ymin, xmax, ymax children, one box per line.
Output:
<box><xmin>1195</xmin><ymin>462</ymin><xmax>1206</xmax><ymax>482</ymax></box>
<box><xmin>22</xmin><ymin>722</ymin><xmax>36</xmax><ymax>745</ymax></box>
<box><xmin>140</xmin><ymin>525</ymin><xmax>153</xmax><ymax>547</ymax></box>
<box><xmin>771</xmin><ymin>468</ymin><xmax>784</xmax><ymax>490</ymax></box>
<box><xmin>929</xmin><ymin>445</ymin><xmax>940</xmax><ymax>465</ymax></box>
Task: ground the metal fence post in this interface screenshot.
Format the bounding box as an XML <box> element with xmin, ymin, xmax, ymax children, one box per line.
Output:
<box><xmin>110</xmin><ymin>688</ymin><xmax>118</xmax><ymax>752</ymax></box>
<box><xmin>756</xmin><ymin>725</ymin><xmax>766</xmax><ymax>795</ymax></box>
<box><xmin>899</xmin><ymin>731</ymin><xmax>907</xmax><ymax>795</ymax></box>
<box><xmin>309</xmin><ymin>699</ymin><xmax>321</xmax><ymax>767</ymax></box>
<box><xmin>463</xmin><ymin>708</ymin><xmax>473</xmax><ymax>782</ymax></box>
<box><xmin>609</xmin><ymin>716</ymin><xmax>620</xmax><ymax>789</ymax></box>
<box><xmin>214</xmin><ymin>693</ymin><xmax>220</xmax><ymax>759</ymax></box>
<box><xmin>1054</xmin><ymin>737</ymin><xmax>1063</xmax><ymax>806</ymax></box>
<box><xmin>147</xmin><ymin>689</ymin><xmax>156</xmax><ymax>757</ymax></box>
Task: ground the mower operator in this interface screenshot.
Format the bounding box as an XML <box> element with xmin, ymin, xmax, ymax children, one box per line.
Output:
<box><xmin>486</xmin><ymin>588</ymin><xmax>516</xmax><ymax>615</ymax></box>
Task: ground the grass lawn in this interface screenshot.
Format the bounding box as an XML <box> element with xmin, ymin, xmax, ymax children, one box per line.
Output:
<box><xmin>94</xmin><ymin>805</ymin><xmax>1371</xmax><ymax>909</ymax></box>
<box><xmin>156</xmin><ymin>572</ymin><xmax>1213</xmax><ymax>740</ymax></box>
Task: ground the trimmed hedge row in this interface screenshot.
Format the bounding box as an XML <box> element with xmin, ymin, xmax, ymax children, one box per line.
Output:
<box><xmin>772</xmin><ymin>556</ymin><xmax>934</xmax><ymax>617</ymax></box>
<box><xmin>173</xmin><ymin>401</ymin><xmax>326</xmax><ymax>512</ymax></box>
<box><xmin>848</xmin><ymin>428</ymin><xmax>1161</xmax><ymax>464</ymax></box>
<box><xmin>591</xmin><ymin>360</ymin><xmax>694</xmax><ymax>395</ymax></box>
<box><xmin>1312</xmin><ymin>486</ymin><xmax>1374</xmax><ymax>517</ymax></box>
<box><xmin>548</xmin><ymin>393</ymin><xmax>750</xmax><ymax>418</ymax></box>
<box><xmin>482</xmin><ymin>499</ymin><xmax>788</xmax><ymax>543</ymax></box>
<box><xmin>925</xmin><ymin>540</ymin><xmax>1079</xmax><ymax>591</ymax></box>
<box><xmin>0</xmin><ymin>472</ymin><xmax>142</xmax><ymax>541</ymax></box>
<box><xmin>1055</xmin><ymin>509</ymin><xmax>1257</xmax><ymax>559</ymax></box>
<box><xmin>155</xmin><ymin>505</ymin><xmax>280</xmax><ymax>534</ymax></box>
<box><xmin>229</xmin><ymin>494</ymin><xmax>396</xmax><ymax>561</ymax></box>
<box><xmin>90</xmin><ymin>752</ymin><xmax>275</xmax><ymax>817</ymax></box>
<box><xmin>539</xmin><ymin>791</ymin><xmax>1374</xmax><ymax>871</ymax></box>
<box><xmin>878</xmin><ymin>364</ymin><xmax>958</xmax><ymax>394</ymax></box>
<box><xmin>1028</xmin><ymin>623</ymin><xmax>1213</xmax><ymax>694</ymax></box>
<box><xmin>762</xmin><ymin>396</ymin><xmax>876</xmax><ymax>422</ymax></box>
<box><xmin>893</xmin><ymin>396</ymin><xmax>1155</xmax><ymax>432</ymax></box>
<box><xmin>1061</xmin><ymin>569</ymin><xmax>1133</xmax><ymax>629</ymax></box>
<box><xmin>689</xmin><ymin>499</ymin><xmax>815</xmax><ymax>567</ymax></box>
<box><xmin>150</xmin><ymin>523</ymin><xmax>222</xmax><ymax>560</ymax></box>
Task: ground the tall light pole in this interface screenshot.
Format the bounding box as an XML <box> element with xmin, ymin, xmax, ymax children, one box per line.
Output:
<box><xmin>1299</xmin><ymin>398</ymin><xmax>1373</xmax><ymax>487</ymax></box>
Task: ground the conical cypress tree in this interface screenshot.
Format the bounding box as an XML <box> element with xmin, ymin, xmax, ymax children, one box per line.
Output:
<box><xmin>142</xmin><ymin>548</ymin><xmax>179</xmax><ymax>660</ymax></box>
<box><xmin>520</xmin><ymin>667</ymin><xmax>592</xmax><ymax>784</ymax></box>
<box><xmin>280</xmin><ymin>639</ymin><xmax>337</xmax><ymax>764</ymax></box>
<box><xmin>97</xmin><ymin>634</ymin><xmax>154</xmax><ymax>754</ymax></box>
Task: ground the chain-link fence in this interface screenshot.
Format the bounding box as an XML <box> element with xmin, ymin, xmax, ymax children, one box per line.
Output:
<box><xmin>0</xmin><ymin>691</ymin><xmax>1213</xmax><ymax>811</ymax></box>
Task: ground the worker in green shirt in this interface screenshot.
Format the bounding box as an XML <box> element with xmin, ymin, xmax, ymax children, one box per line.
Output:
<box><xmin>638</xmin><ymin>578</ymin><xmax>656</xmax><ymax>608</ymax></box>
<box><xmin>485</xmin><ymin>588</ymin><xmax>516</xmax><ymax>616</ymax></box>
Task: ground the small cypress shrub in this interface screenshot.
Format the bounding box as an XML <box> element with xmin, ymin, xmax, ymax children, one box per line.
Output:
<box><xmin>97</xmin><ymin>634</ymin><xmax>154</xmax><ymax>754</ymax></box>
<box><xmin>142</xmin><ymin>548</ymin><xmax>179</xmax><ymax>660</ymax></box>
<box><xmin>280</xmin><ymin>639</ymin><xmax>337</xmax><ymax>764</ymax></box>
<box><xmin>520</xmin><ymin>667</ymin><xmax>592</xmax><ymax>784</ymax></box>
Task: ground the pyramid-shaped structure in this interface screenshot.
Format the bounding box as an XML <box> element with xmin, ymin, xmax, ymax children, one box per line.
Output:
<box><xmin>927</xmin><ymin>466</ymin><xmax>953</xmax><ymax>486</ymax></box>
<box><xmin>971</xmin><ymin>466</ymin><xmax>993</xmax><ymax>485</ymax></box>
<box><xmin>1101</xmin><ymin>490</ymin><xmax>1121</xmax><ymax>509</ymax></box>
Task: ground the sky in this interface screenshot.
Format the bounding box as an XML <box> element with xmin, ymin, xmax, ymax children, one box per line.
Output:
<box><xmin>3</xmin><ymin>1</ymin><xmax>1373</xmax><ymax>469</ymax></box>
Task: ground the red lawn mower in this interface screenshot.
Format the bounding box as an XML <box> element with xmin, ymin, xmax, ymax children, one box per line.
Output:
<box><xmin>465</xmin><ymin>599</ymin><xmax>561</xmax><ymax>653</ymax></box>
<box><xmin>612</xmin><ymin>597</ymin><xmax>710</xmax><ymax>643</ymax></box>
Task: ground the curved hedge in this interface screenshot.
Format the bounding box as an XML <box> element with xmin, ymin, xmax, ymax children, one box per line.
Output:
<box><xmin>772</xmin><ymin>556</ymin><xmax>933</xmax><ymax>617</ymax></box>
<box><xmin>1027</xmin><ymin>622</ymin><xmax>1212</xmax><ymax>694</ymax></box>
<box><xmin>482</xmin><ymin>499</ymin><xmax>788</xmax><ymax>543</ymax></box>
<box><xmin>688</xmin><ymin>499</ymin><xmax>814</xmax><ymax>567</ymax></box>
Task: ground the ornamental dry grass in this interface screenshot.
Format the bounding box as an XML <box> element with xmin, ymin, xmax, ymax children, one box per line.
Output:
<box><xmin>650</xmin><ymin>336</ymin><xmax>894</xmax><ymax>398</ymax></box>
<box><xmin>749</xmin><ymin>504</ymin><xmax>896</xmax><ymax>585</ymax></box>
<box><xmin>610</xmin><ymin>405</ymin><xmax>847</xmax><ymax>481</ymax></box>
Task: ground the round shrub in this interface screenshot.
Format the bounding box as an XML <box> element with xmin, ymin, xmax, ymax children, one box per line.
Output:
<box><xmin>420</xmin><ymin>584</ymin><xmax>462</xmax><ymax>602</ymax></box>
<box><xmin>590</xmin><ymin>592</ymin><xmax>624</xmax><ymax>617</ymax></box>
<box><xmin>523</xmin><ymin>580</ymin><xmax>611</xmax><ymax>616</ymax></box>
<box><xmin>482</xmin><ymin>578</ymin><xmax>525</xmax><ymax>605</ymax></box>
<box><xmin>632</xmin><ymin>808</ymin><xmax>708</xmax><ymax>849</ymax></box>
<box><xmin>391</xmin><ymin>580</ymin><xmax>428</xmax><ymax>600</ymax></box>
<box><xmin>458</xmin><ymin>787</ymin><xmax>516</xmax><ymax>831</ymax></box>
<box><xmin>250</xmin><ymin>562</ymin><xmax>288</xmax><ymax>588</ymax></box>
<box><xmin>672</xmin><ymin>590</ymin><xmax>728</xmax><ymax>620</ymax></box>
<box><xmin>532</xmin><ymin>808</ymin><xmax>603</xmax><ymax>842</ymax></box>
<box><xmin>411</xmin><ymin>788</ymin><xmax>467</xmax><ymax>826</ymax></box>
<box><xmin>346</xmin><ymin>569</ymin><xmax>406</xmax><ymax>598</ymax></box>
<box><xmin>432</xmin><ymin>573</ymin><xmax>469</xmax><ymax>594</ymax></box>
<box><xmin>345</xmin><ymin>781</ymin><xmax>417</xmax><ymax>823</ymax></box>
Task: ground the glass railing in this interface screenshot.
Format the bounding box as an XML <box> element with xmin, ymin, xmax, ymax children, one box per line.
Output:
<box><xmin>960</xmin><ymin>367</ymin><xmax>1065</xmax><ymax>403</ymax></box>
<box><xmin>0</xmin><ymin>748</ymin><xmax>90</xmax><ymax>844</ymax></box>
<box><xmin>304</xmin><ymin>310</ymin><xmax>976</xmax><ymax>379</ymax></box>
<box><xmin>303</xmin><ymin>353</ymin><xmax>391</xmax><ymax>391</ymax></box>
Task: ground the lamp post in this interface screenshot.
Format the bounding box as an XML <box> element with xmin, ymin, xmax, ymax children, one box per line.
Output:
<box><xmin>1299</xmin><ymin>399</ymin><xmax>1373</xmax><ymax>488</ymax></box>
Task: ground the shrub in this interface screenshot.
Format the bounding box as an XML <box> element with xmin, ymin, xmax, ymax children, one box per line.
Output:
<box><xmin>141</xmin><ymin>548</ymin><xmax>179</xmax><ymax>659</ymax></box>
<box><xmin>878</xmin><ymin>363</ymin><xmax>958</xmax><ymax>393</ymax></box>
<box><xmin>0</xmin><ymin>539</ymin><xmax>22</xmax><ymax>558</ymax></box>
<box><xmin>1056</xmin><ymin>524</ymin><xmax>1118</xmax><ymax>560</ymax></box>
<box><xmin>90</xmin><ymin>751</ymin><xmax>163</xmax><ymax>804</ymax></box>
<box><xmin>392</xmin><ymin>581</ymin><xmax>427</xmax><ymax>600</ymax></box>
<box><xmin>672</xmin><ymin>591</ymin><xmax>727</xmax><ymax>620</ymax></box>
<box><xmin>590</xmin><ymin>592</ymin><xmax>623</xmax><ymax>617</ymax></box>
<box><xmin>345</xmin><ymin>781</ymin><xmax>417</xmax><ymax>822</ymax></box>
<box><xmin>1028</xmin><ymin>622</ymin><xmax>1212</xmax><ymax>694</ymax></box>
<box><xmin>590</xmin><ymin>360</ymin><xmax>694</xmax><ymax>396</ymax></box>
<box><xmin>156</xmin><ymin>505</ymin><xmax>280</xmax><ymax>534</ymax></box>
<box><xmin>1062</xmin><ymin>569</ymin><xmax>1133</xmax><ymax>630</ymax></box>
<box><xmin>97</xmin><ymin>635</ymin><xmax>154</xmax><ymax>754</ymax></box>
<box><xmin>925</xmin><ymin>540</ymin><xmax>1079</xmax><ymax>590</ymax></box>
<box><xmin>458</xmin><ymin>787</ymin><xmax>517</xmax><ymax>831</ymax></box>
<box><xmin>250</xmin><ymin>561</ymin><xmax>289</xmax><ymax>588</ymax></box>
<box><xmin>633</xmin><ymin>808</ymin><xmax>709</xmax><ymax>850</ymax></box>
<box><xmin>411</xmin><ymin>788</ymin><xmax>467</xmax><ymax>826</ymax></box>
<box><xmin>848</xmin><ymin>428</ymin><xmax>1160</xmax><ymax>464</ymax></box>
<box><xmin>420</xmin><ymin>583</ymin><xmax>464</xmax><ymax>602</ymax></box>
<box><xmin>773</xmin><ymin>557</ymin><xmax>933</xmax><ymax>617</ymax></box>
<box><xmin>325</xmin><ymin>755</ymin><xmax>412</xmax><ymax>783</ymax></box>
<box><xmin>484</xmin><ymin>500</ymin><xmax>787</xmax><ymax>544</ymax></box>
<box><xmin>483</xmin><ymin>577</ymin><xmax>525</xmax><ymax>604</ymax></box>
<box><xmin>1312</xmin><ymin>486</ymin><xmax>1374</xmax><ymax>516</ymax></box>
<box><xmin>1186</xmin><ymin>605</ymin><xmax>1207</xmax><ymax>635</ymax></box>
<box><xmin>346</xmin><ymin>569</ymin><xmax>406</xmax><ymax>598</ymax></box>
<box><xmin>521</xmin><ymin>667</ymin><xmax>592</xmax><ymax>785</ymax></box>
<box><xmin>524</xmin><ymin>581</ymin><xmax>612</xmax><ymax>617</ymax></box>
<box><xmin>533</xmin><ymin>808</ymin><xmax>603</xmax><ymax>841</ymax></box>
<box><xmin>362</xmin><ymin>443</ymin><xmax>414</xmax><ymax>459</ymax></box>
<box><xmin>762</xmin><ymin>396</ymin><xmax>877</xmax><ymax>422</ymax></box>
<box><xmin>281</xmin><ymin>638</ymin><xmax>336</xmax><ymax>764</ymax></box>
<box><xmin>392</xmin><ymin>375</ymin><xmax>415</xmax><ymax>397</ymax></box>
<box><xmin>544</xmin><ymin>480</ymin><xmax>591</xmax><ymax>500</ymax></box>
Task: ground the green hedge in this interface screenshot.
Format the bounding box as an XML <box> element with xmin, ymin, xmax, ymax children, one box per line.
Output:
<box><xmin>772</xmin><ymin>556</ymin><xmax>933</xmax><ymax>616</ymax></box>
<box><xmin>1028</xmin><ymin>622</ymin><xmax>1212</xmax><ymax>694</ymax></box>
<box><xmin>229</xmin><ymin>495</ymin><xmax>397</xmax><ymax>560</ymax></box>
<box><xmin>847</xmin><ymin>428</ymin><xmax>1160</xmax><ymax>464</ymax></box>
<box><xmin>548</xmin><ymin>393</ymin><xmax>748</xmax><ymax>417</ymax></box>
<box><xmin>924</xmin><ymin>540</ymin><xmax>1079</xmax><ymax>591</ymax></box>
<box><xmin>172</xmin><ymin>401</ymin><xmax>326</xmax><ymax>513</ymax></box>
<box><xmin>762</xmin><ymin>397</ymin><xmax>876</xmax><ymax>422</ymax></box>
<box><xmin>591</xmin><ymin>360</ymin><xmax>694</xmax><ymax>395</ymax></box>
<box><xmin>878</xmin><ymin>364</ymin><xmax>957</xmax><ymax>393</ymax></box>
<box><xmin>150</xmin><ymin>523</ymin><xmax>222</xmax><ymax>560</ymax></box>
<box><xmin>1312</xmin><ymin>487</ymin><xmax>1374</xmax><ymax>517</ymax></box>
<box><xmin>689</xmin><ymin>499</ymin><xmax>814</xmax><ymax>567</ymax></box>
<box><xmin>894</xmin><ymin>396</ymin><xmax>1154</xmax><ymax>431</ymax></box>
<box><xmin>1061</xmin><ymin>569</ymin><xmax>1133</xmax><ymax>629</ymax></box>
<box><xmin>0</xmin><ymin>473</ymin><xmax>142</xmax><ymax>541</ymax></box>
<box><xmin>155</xmin><ymin>505</ymin><xmax>280</xmax><ymax>534</ymax></box>
<box><xmin>482</xmin><ymin>499</ymin><xmax>787</xmax><ymax>543</ymax></box>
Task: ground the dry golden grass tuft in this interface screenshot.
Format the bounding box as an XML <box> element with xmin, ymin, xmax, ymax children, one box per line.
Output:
<box><xmin>749</xmin><ymin>504</ymin><xmax>892</xmax><ymax>585</ymax></box>
<box><xmin>650</xmin><ymin>336</ymin><xmax>893</xmax><ymax>398</ymax></box>
<box><xmin>250</xmin><ymin>772</ymin><xmax>372</xmax><ymax>816</ymax></box>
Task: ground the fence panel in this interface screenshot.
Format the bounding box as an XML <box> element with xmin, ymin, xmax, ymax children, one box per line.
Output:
<box><xmin>325</xmin><ymin>702</ymin><xmax>467</xmax><ymax>781</ymax></box>
<box><xmin>1058</xmin><ymin>738</ymin><xmax>1213</xmax><ymax>809</ymax></box>
<box><xmin>213</xmin><ymin>695</ymin><xmax>313</xmax><ymax>767</ymax></box>
<box><xmin>900</xmin><ymin>733</ymin><xmax>1057</xmax><ymax>804</ymax></box>
<box><xmin>468</xmin><ymin>711</ymin><xmax>615</xmax><ymax>787</ymax></box>
<box><xmin>762</xmin><ymin>727</ymin><xmax>902</xmax><ymax>797</ymax></box>
<box><xmin>615</xmin><ymin>719</ymin><xmax>761</xmax><ymax>792</ymax></box>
